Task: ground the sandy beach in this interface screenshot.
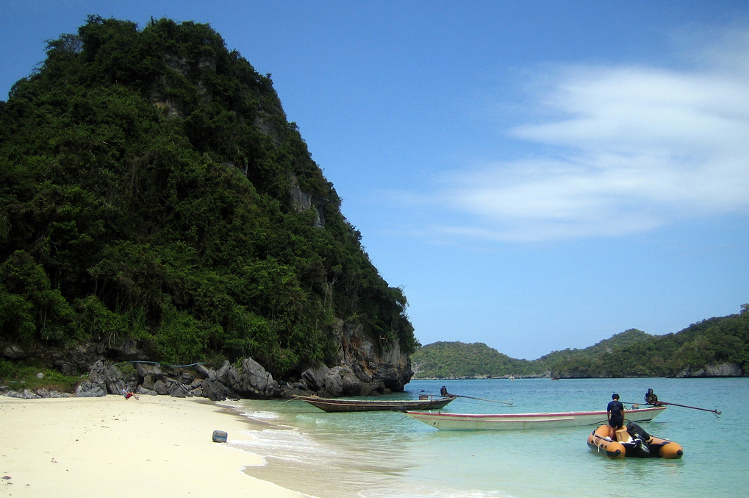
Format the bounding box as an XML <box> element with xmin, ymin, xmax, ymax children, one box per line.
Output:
<box><xmin>0</xmin><ymin>394</ymin><xmax>307</xmax><ymax>497</ymax></box>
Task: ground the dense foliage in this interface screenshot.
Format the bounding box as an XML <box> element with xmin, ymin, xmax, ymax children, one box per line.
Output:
<box><xmin>0</xmin><ymin>16</ymin><xmax>417</xmax><ymax>376</ymax></box>
<box><xmin>412</xmin><ymin>307</ymin><xmax>749</xmax><ymax>378</ymax></box>
<box><xmin>549</xmin><ymin>306</ymin><xmax>749</xmax><ymax>378</ymax></box>
<box><xmin>411</xmin><ymin>341</ymin><xmax>538</xmax><ymax>378</ymax></box>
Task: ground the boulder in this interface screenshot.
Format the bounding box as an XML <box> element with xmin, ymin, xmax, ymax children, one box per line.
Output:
<box><xmin>322</xmin><ymin>367</ymin><xmax>344</xmax><ymax>397</ymax></box>
<box><xmin>244</xmin><ymin>357</ymin><xmax>279</xmax><ymax>396</ymax></box>
<box><xmin>32</xmin><ymin>388</ymin><xmax>69</xmax><ymax>398</ymax></box>
<box><xmin>299</xmin><ymin>365</ymin><xmax>350</xmax><ymax>397</ymax></box>
<box><xmin>135</xmin><ymin>362</ymin><xmax>163</xmax><ymax>379</ymax></box>
<box><xmin>195</xmin><ymin>363</ymin><xmax>215</xmax><ymax>381</ymax></box>
<box><xmin>202</xmin><ymin>379</ymin><xmax>231</xmax><ymax>401</ymax></box>
<box><xmin>216</xmin><ymin>361</ymin><xmax>231</xmax><ymax>384</ymax></box>
<box><xmin>75</xmin><ymin>380</ymin><xmax>106</xmax><ymax>397</ymax></box>
<box><xmin>153</xmin><ymin>379</ymin><xmax>168</xmax><ymax>395</ymax></box>
<box><xmin>167</xmin><ymin>379</ymin><xmax>189</xmax><ymax>398</ymax></box>
<box><xmin>2</xmin><ymin>345</ymin><xmax>26</xmax><ymax>359</ymax></box>
<box><xmin>301</xmin><ymin>365</ymin><xmax>329</xmax><ymax>392</ymax></box>
<box><xmin>136</xmin><ymin>386</ymin><xmax>158</xmax><ymax>396</ymax></box>
<box><xmin>87</xmin><ymin>360</ymin><xmax>126</xmax><ymax>394</ymax></box>
<box><xmin>340</xmin><ymin>368</ymin><xmax>363</xmax><ymax>396</ymax></box>
<box><xmin>225</xmin><ymin>358</ymin><xmax>280</xmax><ymax>398</ymax></box>
<box><xmin>7</xmin><ymin>389</ymin><xmax>41</xmax><ymax>399</ymax></box>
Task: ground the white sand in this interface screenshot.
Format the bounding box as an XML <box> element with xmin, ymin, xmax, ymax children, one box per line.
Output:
<box><xmin>0</xmin><ymin>394</ymin><xmax>307</xmax><ymax>497</ymax></box>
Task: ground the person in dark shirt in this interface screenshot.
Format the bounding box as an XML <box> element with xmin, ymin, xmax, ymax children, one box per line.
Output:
<box><xmin>607</xmin><ymin>393</ymin><xmax>625</xmax><ymax>436</ymax></box>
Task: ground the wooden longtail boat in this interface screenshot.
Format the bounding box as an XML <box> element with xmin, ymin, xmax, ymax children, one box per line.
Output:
<box><xmin>296</xmin><ymin>395</ymin><xmax>456</xmax><ymax>412</ymax></box>
<box><xmin>405</xmin><ymin>405</ymin><xmax>666</xmax><ymax>430</ymax></box>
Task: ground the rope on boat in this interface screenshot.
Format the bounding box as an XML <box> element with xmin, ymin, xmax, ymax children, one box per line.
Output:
<box><xmin>388</xmin><ymin>413</ymin><xmax>412</xmax><ymax>429</ymax></box>
<box><xmin>423</xmin><ymin>391</ymin><xmax>513</xmax><ymax>405</ymax></box>
<box><xmin>452</xmin><ymin>394</ymin><xmax>514</xmax><ymax>405</ymax></box>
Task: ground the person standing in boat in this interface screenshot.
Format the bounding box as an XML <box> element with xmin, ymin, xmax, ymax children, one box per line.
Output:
<box><xmin>607</xmin><ymin>393</ymin><xmax>625</xmax><ymax>436</ymax></box>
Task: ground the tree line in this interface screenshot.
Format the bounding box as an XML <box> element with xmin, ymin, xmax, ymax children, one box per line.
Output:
<box><xmin>411</xmin><ymin>306</ymin><xmax>749</xmax><ymax>378</ymax></box>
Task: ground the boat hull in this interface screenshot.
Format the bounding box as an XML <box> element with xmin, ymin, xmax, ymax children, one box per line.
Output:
<box><xmin>297</xmin><ymin>396</ymin><xmax>455</xmax><ymax>412</ymax></box>
<box><xmin>405</xmin><ymin>406</ymin><xmax>666</xmax><ymax>430</ymax></box>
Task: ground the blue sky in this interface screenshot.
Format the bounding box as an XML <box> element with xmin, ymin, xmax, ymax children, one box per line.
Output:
<box><xmin>2</xmin><ymin>1</ymin><xmax>748</xmax><ymax>359</ymax></box>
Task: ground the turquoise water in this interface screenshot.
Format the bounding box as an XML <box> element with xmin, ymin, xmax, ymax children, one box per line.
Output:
<box><xmin>228</xmin><ymin>378</ymin><xmax>746</xmax><ymax>497</ymax></box>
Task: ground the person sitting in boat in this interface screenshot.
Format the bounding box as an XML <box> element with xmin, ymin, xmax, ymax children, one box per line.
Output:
<box><xmin>645</xmin><ymin>388</ymin><xmax>659</xmax><ymax>405</ymax></box>
<box><xmin>440</xmin><ymin>386</ymin><xmax>449</xmax><ymax>397</ymax></box>
<box><xmin>607</xmin><ymin>393</ymin><xmax>625</xmax><ymax>436</ymax></box>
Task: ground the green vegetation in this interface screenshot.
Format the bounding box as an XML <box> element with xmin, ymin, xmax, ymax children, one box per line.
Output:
<box><xmin>411</xmin><ymin>342</ymin><xmax>536</xmax><ymax>378</ymax></box>
<box><xmin>0</xmin><ymin>16</ymin><xmax>416</xmax><ymax>379</ymax></box>
<box><xmin>0</xmin><ymin>359</ymin><xmax>83</xmax><ymax>392</ymax></box>
<box><xmin>412</xmin><ymin>306</ymin><xmax>749</xmax><ymax>379</ymax></box>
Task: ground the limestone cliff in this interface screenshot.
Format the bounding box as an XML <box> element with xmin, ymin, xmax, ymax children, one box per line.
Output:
<box><xmin>0</xmin><ymin>16</ymin><xmax>417</xmax><ymax>394</ymax></box>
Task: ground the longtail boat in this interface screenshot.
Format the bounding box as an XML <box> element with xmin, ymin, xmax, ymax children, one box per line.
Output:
<box><xmin>296</xmin><ymin>395</ymin><xmax>456</xmax><ymax>412</ymax></box>
<box><xmin>405</xmin><ymin>405</ymin><xmax>666</xmax><ymax>430</ymax></box>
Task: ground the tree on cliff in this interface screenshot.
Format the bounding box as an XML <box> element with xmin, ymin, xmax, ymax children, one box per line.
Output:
<box><xmin>0</xmin><ymin>16</ymin><xmax>417</xmax><ymax>377</ymax></box>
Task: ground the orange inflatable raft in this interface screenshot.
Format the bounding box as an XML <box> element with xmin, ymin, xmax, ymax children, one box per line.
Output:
<box><xmin>587</xmin><ymin>422</ymin><xmax>683</xmax><ymax>459</ymax></box>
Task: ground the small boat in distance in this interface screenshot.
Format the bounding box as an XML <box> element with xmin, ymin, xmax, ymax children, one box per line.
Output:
<box><xmin>405</xmin><ymin>405</ymin><xmax>666</xmax><ymax>430</ymax></box>
<box><xmin>296</xmin><ymin>395</ymin><xmax>456</xmax><ymax>413</ymax></box>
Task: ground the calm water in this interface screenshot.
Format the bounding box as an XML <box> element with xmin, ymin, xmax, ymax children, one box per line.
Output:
<box><xmin>225</xmin><ymin>377</ymin><xmax>746</xmax><ymax>497</ymax></box>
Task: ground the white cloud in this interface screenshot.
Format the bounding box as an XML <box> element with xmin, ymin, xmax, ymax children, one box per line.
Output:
<box><xmin>423</xmin><ymin>29</ymin><xmax>749</xmax><ymax>242</ymax></box>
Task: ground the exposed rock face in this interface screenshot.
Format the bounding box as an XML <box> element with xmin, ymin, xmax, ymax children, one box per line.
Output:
<box><xmin>0</xmin><ymin>339</ymin><xmax>147</xmax><ymax>377</ymax></box>
<box><xmin>677</xmin><ymin>363</ymin><xmax>744</xmax><ymax>378</ymax></box>
<box><xmin>66</xmin><ymin>321</ymin><xmax>412</xmax><ymax>401</ymax></box>
<box><xmin>289</xmin><ymin>175</ymin><xmax>326</xmax><ymax>228</ymax></box>
<box><xmin>296</xmin><ymin>321</ymin><xmax>413</xmax><ymax>397</ymax></box>
<box><xmin>1</xmin><ymin>317</ymin><xmax>413</xmax><ymax>401</ymax></box>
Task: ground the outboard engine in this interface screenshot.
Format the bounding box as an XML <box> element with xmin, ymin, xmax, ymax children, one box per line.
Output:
<box><xmin>627</xmin><ymin>422</ymin><xmax>651</xmax><ymax>442</ymax></box>
<box><xmin>626</xmin><ymin>422</ymin><xmax>651</xmax><ymax>454</ymax></box>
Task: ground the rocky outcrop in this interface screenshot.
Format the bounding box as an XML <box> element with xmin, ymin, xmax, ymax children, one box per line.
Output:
<box><xmin>335</xmin><ymin>320</ymin><xmax>412</xmax><ymax>393</ymax></box>
<box><xmin>66</xmin><ymin>322</ymin><xmax>412</xmax><ymax>400</ymax></box>
<box><xmin>70</xmin><ymin>357</ymin><xmax>280</xmax><ymax>401</ymax></box>
<box><xmin>677</xmin><ymin>363</ymin><xmax>744</xmax><ymax>378</ymax></box>
<box><xmin>0</xmin><ymin>339</ymin><xmax>148</xmax><ymax>377</ymax></box>
<box><xmin>289</xmin><ymin>175</ymin><xmax>326</xmax><ymax>228</ymax></box>
<box><xmin>5</xmin><ymin>388</ymin><xmax>70</xmax><ymax>399</ymax></box>
<box><xmin>1</xmin><ymin>317</ymin><xmax>413</xmax><ymax>401</ymax></box>
<box><xmin>226</xmin><ymin>358</ymin><xmax>281</xmax><ymax>398</ymax></box>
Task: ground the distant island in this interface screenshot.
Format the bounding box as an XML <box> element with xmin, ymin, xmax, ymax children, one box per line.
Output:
<box><xmin>411</xmin><ymin>305</ymin><xmax>748</xmax><ymax>379</ymax></box>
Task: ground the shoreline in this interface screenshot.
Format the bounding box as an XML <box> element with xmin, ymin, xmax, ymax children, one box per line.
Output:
<box><xmin>0</xmin><ymin>394</ymin><xmax>309</xmax><ymax>497</ymax></box>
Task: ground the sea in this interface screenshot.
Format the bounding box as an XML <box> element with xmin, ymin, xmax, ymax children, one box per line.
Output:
<box><xmin>223</xmin><ymin>377</ymin><xmax>747</xmax><ymax>497</ymax></box>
